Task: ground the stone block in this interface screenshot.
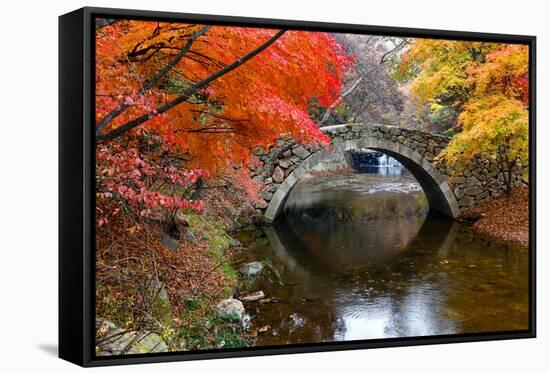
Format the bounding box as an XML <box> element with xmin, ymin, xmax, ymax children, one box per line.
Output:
<box><xmin>260</xmin><ymin>190</ymin><xmax>273</xmax><ymax>201</ymax></box>
<box><xmin>278</xmin><ymin>158</ymin><xmax>292</xmax><ymax>169</ymax></box>
<box><xmin>272</xmin><ymin>166</ymin><xmax>284</xmax><ymax>183</ymax></box>
<box><xmin>458</xmin><ymin>195</ymin><xmax>475</xmax><ymax>208</ymax></box>
<box><xmin>292</xmin><ymin>146</ymin><xmax>311</xmax><ymax>160</ymax></box>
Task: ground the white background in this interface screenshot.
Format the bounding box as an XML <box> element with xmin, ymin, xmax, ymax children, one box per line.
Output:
<box><xmin>0</xmin><ymin>0</ymin><xmax>547</xmax><ymax>372</ymax></box>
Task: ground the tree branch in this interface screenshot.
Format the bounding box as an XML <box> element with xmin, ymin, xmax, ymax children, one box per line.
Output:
<box><xmin>95</xmin><ymin>25</ymin><xmax>212</xmax><ymax>136</ymax></box>
<box><xmin>318</xmin><ymin>76</ymin><xmax>364</xmax><ymax>126</ymax></box>
<box><xmin>379</xmin><ymin>38</ymin><xmax>410</xmax><ymax>65</ymax></box>
<box><xmin>144</xmin><ymin>26</ymin><xmax>212</xmax><ymax>91</ymax></box>
<box><xmin>97</xmin><ymin>29</ymin><xmax>287</xmax><ymax>142</ymax></box>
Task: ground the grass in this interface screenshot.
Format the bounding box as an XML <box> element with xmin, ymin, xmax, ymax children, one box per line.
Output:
<box><xmin>183</xmin><ymin>211</ymin><xmax>238</xmax><ymax>297</ymax></box>
<box><xmin>172</xmin><ymin>296</ymin><xmax>249</xmax><ymax>350</ymax></box>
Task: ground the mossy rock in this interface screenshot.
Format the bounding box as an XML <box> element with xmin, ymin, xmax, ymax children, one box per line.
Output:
<box><xmin>215</xmin><ymin>299</ymin><xmax>245</xmax><ymax>322</ymax></box>
<box><xmin>96</xmin><ymin>320</ymin><xmax>168</xmax><ymax>356</ymax></box>
<box><xmin>146</xmin><ymin>277</ymin><xmax>173</xmax><ymax>328</ymax></box>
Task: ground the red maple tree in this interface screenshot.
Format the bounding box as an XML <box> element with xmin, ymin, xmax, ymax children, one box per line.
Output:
<box><xmin>94</xmin><ymin>20</ymin><xmax>352</xmax><ymax>224</ymax></box>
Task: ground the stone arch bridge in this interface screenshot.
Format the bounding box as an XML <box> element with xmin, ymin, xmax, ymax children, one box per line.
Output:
<box><xmin>248</xmin><ymin>124</ymin><xmax>523</xmax><ymax>222</ymax></box>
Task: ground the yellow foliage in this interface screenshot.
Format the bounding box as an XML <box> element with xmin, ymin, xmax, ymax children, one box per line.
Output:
<box><xmin>401</xmin><ymin>39</ymin><xmax>529</xmax><ymax>167</ymax></box>
<box><xmin>444</xmin><ymin>95</ymin><xmax>528</xmax><ymax>163</ymax></box>
<box><xmin>401</xmin><ymin>39</ymin><xmax>499</xmax><ymax>106</ymax></box>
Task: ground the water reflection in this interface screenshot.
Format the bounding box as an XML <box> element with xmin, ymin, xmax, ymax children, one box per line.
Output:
<box><xmin>282</xmin><ymin>172</ymin><xmax>429</xmax><ymax>266</ymax></box>
<box><xmin>235</xmin><ymin>170</ymin><xmax>529</xmax><ymax>346</ymax></box>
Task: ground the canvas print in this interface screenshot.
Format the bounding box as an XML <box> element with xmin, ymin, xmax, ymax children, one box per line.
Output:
<box><xmin>94</xmin><ymin>18</ymin><xmax>530</xmax><ymax>356</ymax></box>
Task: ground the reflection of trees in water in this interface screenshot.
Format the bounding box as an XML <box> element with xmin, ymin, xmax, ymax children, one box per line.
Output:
<box><xmin>436</xmin><ymin>230</ymin><xmax>529</xmax><ymax>333</ymax></box>
<box><xmin>252</xmin><ymin>172</ymin><xmax>528</xmax><ymax>343</ymax></box>
<box><xmin>273</xmin><ymin>210</ymin><xmax>455</xmax><ymax>272</ymax></box>
<box><xmin>280</xmin><ymin>186</ymin><xmax>430</xmax><ymax>266</ymax></box>
<box><xmin>264</xmin><ymin>212</ymin><xmax>461</xmax><ymax>341</ymax></box>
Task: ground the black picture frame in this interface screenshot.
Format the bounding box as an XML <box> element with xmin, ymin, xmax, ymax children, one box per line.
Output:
<box><xmin>59</xmin><ymin>6</ymin><xmax>537</xmax><ymax>367</ymax></box>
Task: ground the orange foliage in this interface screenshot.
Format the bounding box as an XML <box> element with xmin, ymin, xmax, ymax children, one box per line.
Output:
<box><xmin>95</xmin><ymin>20</ymin><xmax>352</xmax><ymax>177</ymax></box>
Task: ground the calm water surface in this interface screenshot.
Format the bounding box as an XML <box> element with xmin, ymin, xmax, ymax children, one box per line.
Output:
<box><xmin>235</xmin><ymin>168</ymin><xmax>529</xmax><ymax>346</ymax></box>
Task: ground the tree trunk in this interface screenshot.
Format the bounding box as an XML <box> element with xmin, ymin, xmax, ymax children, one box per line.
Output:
<box><xmin>497</xmin><ymin>144</ymin><xmax>513</xmax><ymax>199</ymax></box>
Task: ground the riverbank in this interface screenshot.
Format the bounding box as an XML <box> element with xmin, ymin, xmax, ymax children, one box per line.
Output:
<box><xmin>463</xmin><ymin>187</ymin><xmax>529</xmax><ymax>247</ymax></box>
<box><xmin>95</xmin><ymin>170</ymin><xmax>529</xmax><ymax>354</ymax></box>
<box><xmin>95</xmin><ymin>177</ymin><xmax>262</xmax><ymax>354</ymax></box>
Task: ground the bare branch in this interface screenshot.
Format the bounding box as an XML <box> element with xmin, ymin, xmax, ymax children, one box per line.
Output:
<box><xmin>319</xmin><ymin>76</ymin><xmax>364</xmax><ymax>126</ymax></box>
<box><xmin>380</xmin><ymin>38</ymin><xmax>410</xmax><ymax>65</ymax></box>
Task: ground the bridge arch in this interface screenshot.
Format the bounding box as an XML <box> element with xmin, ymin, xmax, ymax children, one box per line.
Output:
<box><xmin>264</xmin><ymin>136</ymin><xmax>460</xmax><ymax>222</ymax></box>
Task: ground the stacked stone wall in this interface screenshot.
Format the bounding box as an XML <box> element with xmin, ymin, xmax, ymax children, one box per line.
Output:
<box><xmin>247</xmin><ymin>124</ymin><xmax>524</xmax><ymax>219</ymax></box>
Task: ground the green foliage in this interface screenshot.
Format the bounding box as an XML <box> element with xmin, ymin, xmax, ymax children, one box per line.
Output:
<box><xmin>262</xmin><ymin>260</ymin><xmax>284</xmax><ymax>286</ymax></box>
<box><xmin>307</xmin><ymin>97</ymin><xmax>353</xmax><ymax>125</ymax></box>
<box><xmin>425</xmin><ymin>104</ymin><xmax>459</xmax><ymax>130</ymax></box>
<box><xmin>174</xmin><ymin>297</ymin><xmax>248</xmax><ymax>350</ymax></box>
<box><xmin>442</xmin><ymin>127</ymin><xmax>458</xmax><ymax>137</ymax></box>
<box><xmin>184</xmin><ymin>212</ymin><xmax>239</xmax><ymax>297</ymax></box>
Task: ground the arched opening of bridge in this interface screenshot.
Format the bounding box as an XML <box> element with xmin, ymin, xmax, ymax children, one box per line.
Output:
<box><xmin>264</xmin><ymin>137</ymin><xmax>460</xmax><ymax>222</ymax></box>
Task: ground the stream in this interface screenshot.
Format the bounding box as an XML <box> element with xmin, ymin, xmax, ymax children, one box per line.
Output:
<box><xmin>234</xmin><ymin>160</ymin><xmax>529</xmax><ymax>346</ymax></box>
